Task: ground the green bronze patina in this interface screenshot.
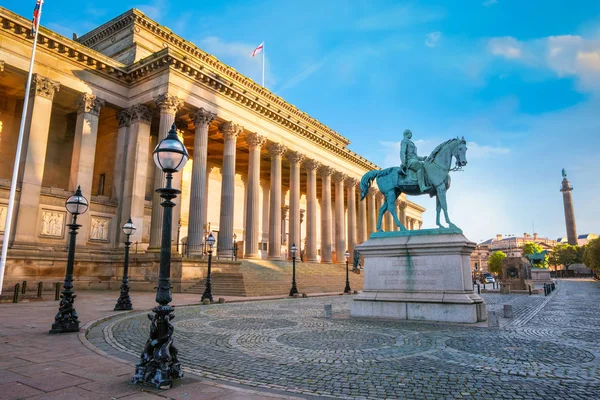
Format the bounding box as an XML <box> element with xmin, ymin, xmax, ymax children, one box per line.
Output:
<box><xmin>361</xmin><ymin>131</ymin><xmax>468</xmax><ymax>232</ymax></box>
<box><xmin>525</xmin><ymin>249</ymin><xmax>549</xmax><ymax>268</ymax></box>
<box><xmin>370</xmin><ymin>227</ymin><xmax>463</xmax><ymax>238</ymax></box>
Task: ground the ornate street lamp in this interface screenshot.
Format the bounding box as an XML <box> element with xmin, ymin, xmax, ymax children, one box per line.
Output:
<box><xmin>132</xmin><ymin>123</ymin><xmax>188</xmax><ymax>389</ymax></box>
<box><xmin>50</xmin><ymin>185</ymin><xmax>88</xmax><ymax>334</ymax></box>
<box><xmin>232</xmin><ymin>233</ymin><xmax>237</xmax><ymax>261</ymax></box>
<box><xmin>289</xmin><ymin>243</ymin><xmax>298</xmax><ymax>297</ymax></box>
<box><xmin>202</xmin><ymin>232</ymin><xmax>216</xmax><ymax>303</ymax></box>
<box><xmin>344</xmin><ymin>250</ymin><xmax>352</xmax><ymax>294</ymax></box>
<box><xmin>114</xmin><ymin>218</ymin><xmax>136</xmax><ymax>311</ymax></box>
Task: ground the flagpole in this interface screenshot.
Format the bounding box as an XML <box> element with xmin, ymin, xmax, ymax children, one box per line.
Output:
<box><xmin>262</xmin><ymin>42</ymin><xmax>265</xmax><ymax>87</ymax></box>
<box><xmin>0</xmin><ymin>0</ymin><xmax>44</xmax><ymax>294</ymax></box>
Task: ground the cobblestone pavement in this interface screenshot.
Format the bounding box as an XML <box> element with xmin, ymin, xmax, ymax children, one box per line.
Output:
<box><xmin>92</xmin><ymin>280</ymin><xmax>600</xmax><ymax>399</ymax></box>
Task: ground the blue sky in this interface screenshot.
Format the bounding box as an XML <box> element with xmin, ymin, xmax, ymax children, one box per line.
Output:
<box><xmin>6</xmin><ymin>0</ymin><xmax>599</xmax><ymax>242</ymax></box>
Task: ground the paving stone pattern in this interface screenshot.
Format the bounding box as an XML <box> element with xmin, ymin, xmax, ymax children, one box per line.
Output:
<box><xmin>95</xmin><ymin>280</ymin><xmax>600</xmax><ymax>399</ymax></box>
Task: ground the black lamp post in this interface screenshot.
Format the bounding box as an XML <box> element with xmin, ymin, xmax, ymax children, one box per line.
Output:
<box><xmin>114</xmin><ymin>218</ymin><xmax>136</xmax><ymax>311</ymax></box>
<box><xmin>344</xmin><ymin>250</ymin><xmax>352</xmax><ymax>294</ymax></box>
<box><xmin>232</xmin><ymin>233</ymin><xmax>237</xmax><ymax>261</ymax></box>
<box><xmin>289</xmin><ymin>243</ymin><xmax>298</xmax><ymax>297</ymax></box>
<box><xmin>202</xmin><ymin>232</ymin><xmax>216</xmax><ymax>303</ymax></box>
<box><xmin>49</xmin><ymin>186</ymin><xmax>88</xmax><ymax>334</ymax></box>
<box><xmin>132</xmin><ymin>123</ymin><xmax>188</xmax><ymax>389</ymax></box>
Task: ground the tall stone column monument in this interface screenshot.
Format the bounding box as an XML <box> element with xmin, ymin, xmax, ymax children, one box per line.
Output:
<box><xmin>560</xmin><ymin>169</ymin><xmax>578</xmax><ymax>245</ymax></box>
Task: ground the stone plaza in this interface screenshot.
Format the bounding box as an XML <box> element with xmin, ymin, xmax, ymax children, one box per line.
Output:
<box><xmin>73</xmin><ymin>279</ymin><xmax>600</xmax><ymax>399</ymax></box>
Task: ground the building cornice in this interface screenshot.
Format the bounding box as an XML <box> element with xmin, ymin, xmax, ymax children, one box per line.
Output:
<box><xmin>76</xmin><ymin>9</ymin><xmax>353</xmax><ymax>147</ymax></box>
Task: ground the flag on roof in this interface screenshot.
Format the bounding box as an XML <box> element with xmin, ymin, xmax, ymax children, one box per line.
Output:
<box><xmin>251</xmin><ymin>42</ymin><xmax>264</xmax><ymax>57</ymax></box>
<box><xmin>32</xmin><ymin>0</ymin><xmax>43</xmax><ymax>35</ymax></box>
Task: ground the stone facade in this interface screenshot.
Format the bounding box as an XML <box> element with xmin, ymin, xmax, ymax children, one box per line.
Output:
<box><xmin>0</xmin><ymin>6</ymin><xmax>425</xmax><ymax>289</ymax></box>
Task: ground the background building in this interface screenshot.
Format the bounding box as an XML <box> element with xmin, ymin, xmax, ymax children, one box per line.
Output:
<box><xmin>0</xmin><ymin>7</ymin><xmax>425</xmax><ymax>291</ymax></box>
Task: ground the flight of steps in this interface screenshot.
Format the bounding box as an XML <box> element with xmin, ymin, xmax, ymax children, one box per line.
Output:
<box><xmin>184</xmin><ymin>273</ymin><xmax>247</xmax><ymax>297</ymax></box>
<box><xmin>182</xmin><ymin>260</ymin><xmax>364</xmax><ymax>297</ymax></box>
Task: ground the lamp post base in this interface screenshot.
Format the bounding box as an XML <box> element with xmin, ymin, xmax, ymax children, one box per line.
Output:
<box><xmin>49</xmin><ymin>292</ymin><xmax>80</xmax><ymax>334</ymax></box>
<box><xmin>289</xmin><ymin>284</ymin><xmax>298</xmax><ymax>297</ymax></box>
<box><xmin>49</xmin><ymin>320</ymin><xmax>79</xmax><ymax>334</ymax></box>
<box><xmin>132</xmin><ymin>305</ymin><xmax>183</xmax><ymax>389</ymax></box>
<box><xmin>114</xmin><ymin>283</ymin><xmax>133</xmax><ymax>311</ymax></box>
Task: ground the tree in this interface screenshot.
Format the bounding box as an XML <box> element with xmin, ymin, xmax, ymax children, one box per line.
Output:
<box><xmin>548</xmin><ymin>243</ymin><xmax>583</xmax><ymax>271</ymax></box>
<box><xmin>488</xmin><ymin>251</ymin><xmax>507</xmax><ymax>276</ymax></box>
<box><xmin>583</xmin><ymin>238</ymin><xmax>600</xmax><ymax>271</ymax></box>
<box><xmin>522</xmin><ymin>242</ymin><xmax>543</xmax><ymax>256</ymax></box>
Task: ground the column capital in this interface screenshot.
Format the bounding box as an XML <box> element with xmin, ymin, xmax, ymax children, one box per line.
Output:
<box><xmin>155</xmin><ymin>93</ymin><xmax>183</xmax><ymax>114</ymax></box>
<box><xmin>30</xmin><ymin>74</ymin><xmax>60</xmax><ymax>100</ymax></box>
<box><xmin>303</xmin><ymin>159</ymin><xmax>320</xmax><ymax>171</ymax></box>
<box><xmin>397</xmin><ymin>199</ymin><xmax>407</xmax><ymax>209</ymax></box>
<box><xmin>345</xmin><ymin>177</ymin><xmax>359</xmax><ymax>188</ymax></box>
<box><xmin>219</xmin><ymin>121</ymin><xmax>243</xmax><ymax>141</ymax></box>
<box><xmin>286</xmin><ymin>151</ymin><xmax>305</xmax><ymax>165</ymax></box>
<box><xmin>267</xmin><ymin>142</ymin><xmax>287</xmax><ymax>157</ymax></box>
<box><xmin>77</xmin><ymin>93</ymin><xmax>105</xmax><ymax>116</ymax></box>
<box><xmin>116</xmin><ymin>109</ymin><xmax>131</xmax><ymax>128</ymax></box>
<box><xmin>129</xmin><ymin>104</ymin><xmax>152</xmax><ymax>125</ymax></box>
<box><xmin>282</xmin><ymin>205</ymin><xmax>289</xmax><ymax>219</ymax></box>
<box><xmin>375</xmin><ymin>191</ymin><xmax>384</xmax><ymax>200</ymax></box>
<box><xmin>245</xmin><ymin>132</ymin><xmax>266</xmax><ymax>149</ymax></box>
<box><xmin>332</xmin><ymin>172</ymin><xmax>347</xmax><ymax>183</ymax></box>
<box><xmin>193</xmin><ymin>107</ymin><xmax>216</xmax><ymax>127</ymax></box>
<box><xmin>175</xmin><ymin>119</ymin><xmax>189</xmax><ymax>133</ymax></box>
<box><xmin>367</xmin><ymin>187</ymin><xmax>378</xmax><ymax>196</ymax></box>
<box><xmin>318</xmin><ymin>165</ymin><xmax>334</xmax><ymax>177</ymax></box>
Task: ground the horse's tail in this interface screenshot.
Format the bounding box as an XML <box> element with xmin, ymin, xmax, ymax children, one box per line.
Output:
<box><xmin>360</xmin><ymin>170</ymin><xmax>380</xmax><ymax>200</ymax></box>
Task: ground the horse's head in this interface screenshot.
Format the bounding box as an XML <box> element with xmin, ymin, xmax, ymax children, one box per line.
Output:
<box><xmin>452</xmin><ymin>137</ymin><xmax>468</xmax><ymax>168</ymax></box>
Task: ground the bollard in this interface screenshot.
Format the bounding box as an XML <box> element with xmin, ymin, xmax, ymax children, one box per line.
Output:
<box><xmin>21</xmin><ymin>280</ymin><xmax>27</xmax><ymax>294</ymax></box>
<box><xmin>202</xmin><ymin>298</ymin><xmax>211</xmax><ymax>305</ymax></box>
<box><xmin>543</xmin><ymin>284</ymin><xmax>547</xmax><ymax>296</ymax></box>
<box><xmin>528</xmin><ymin>285</ymin><xmax>532</xmax><ymax>295</ymax></box>
<box><xmin>477</xmin><ymin>283</ymin><xmax>481</xmax><ymax>294</ymax></box>
<box><xmin>37</xmin><ymin>282</ymin><xmax>43</xmax><ymax>298</ymax></box>
<box><xmin>503</xmin><ymin>304</ymin><xmax>513</xmax><ymax>319</ymax></box>
<box><xmin>13</xmin><ymin>283</ymin><xmax>20</xmax><ymax>303</ymax></box>
<box><xmin>324</xmin><ymin>304</ymin><xmax>332</xmax><ymax>319</ymax></box>
<box><xmin>551</xmin><ymin>283</ymin><xmax>556</xmax><ymax>291</ymax></box>
<box><xmin>302</xmin><ymin>293</ymin><xmax>308</xmax><ymax>298</ymax></box>
<box><xmin>54</xmin><ymin>282</ymin><xmax>61</xmax><ymax>301</ymax></box>
<box><xmin>483</xmin><ymin>282</ymin><xmax>486</xmax><ymax>290</ymax></box>
<box><xmin>487</xmin><ymin>311</ymin><xmax>500</xmax><ymax>328</ymax></box>
<box><xmin>218</xmin><ymin>298</ymin><xmax>226</xmax><ymax>304</ymax></box>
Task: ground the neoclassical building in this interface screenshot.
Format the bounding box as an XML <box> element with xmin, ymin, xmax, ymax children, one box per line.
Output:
<box><xmin>0</xmin><ymin>7</ymin><xmax>424</xmax><ymax>289</ymax></box>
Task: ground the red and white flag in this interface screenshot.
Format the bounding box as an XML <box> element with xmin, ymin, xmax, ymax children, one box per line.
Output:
<box><xmin>32</xmin><ymin>0</ymin><xmax>43</xmax><ymax>35</ymax></box>
<box><xmin>251</xmin><ymin>42</ymin><xmax>264</xmax><ymax>57</ymax></box>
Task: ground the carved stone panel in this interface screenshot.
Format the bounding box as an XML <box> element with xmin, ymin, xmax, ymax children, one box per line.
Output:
<box><xmin>90</xmin><ymin>216</ymin><xmax>111</xmax><ymax>241</ymax></box>
<box><xmin>40</xmin><ymin>210</ymin><xmax>66</xmax><ymax>238</ymax></box>
<box><xmin>0</xmin><ymin>204</ymin><xmax>7</xmax><ymax>232</ymax></box>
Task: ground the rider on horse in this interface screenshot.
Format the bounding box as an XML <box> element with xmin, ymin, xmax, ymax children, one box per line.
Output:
<box><xmin>400</xmin><ymin>129</ymin><xmax>430</xmax><ymax>192</ymax></box>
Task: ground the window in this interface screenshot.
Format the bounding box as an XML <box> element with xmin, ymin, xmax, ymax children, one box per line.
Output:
<box><xmin>98</xmin><ymin>173</ymin><xmax>106</xmax><ymax>196</ymax></box>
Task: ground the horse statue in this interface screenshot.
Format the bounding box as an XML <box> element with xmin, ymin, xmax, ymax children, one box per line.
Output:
<box><xmin>525</xmin><ymin>249</ymin><xmax>549</xmax><ymax>268</ymax></box>
<box><xmin>360</xmin><ymin>137</ymin><xmax>468</xmax><ymax>231</ymax></box>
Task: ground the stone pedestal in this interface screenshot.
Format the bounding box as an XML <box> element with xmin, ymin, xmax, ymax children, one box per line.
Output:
<box><xmin>351</xmin><ymin>229</ymin><xmax>486</xmax><ymax>324</ymax></box>
<box><xmin>529</xmin><ymin>268</ymin><xmax>553</xmax><ymax>285</ymax></box>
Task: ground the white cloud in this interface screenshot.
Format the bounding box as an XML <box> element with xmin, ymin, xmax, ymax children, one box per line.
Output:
<box><xmin>466</xmin><ymin>142</ymin><xmax>510</xmax><ymax>158</ymax></box>
<box><xmin>482</xmin><ymin>0</ymin><xmax>499</xmax><ymax>7</ymax></box>
<box><xmin>195</xmin><ymin>36</ymin><xmax>276</xmax><ymax>87</ymax></box>
<box><xmin>425</xmin><ymin>32</ymin><xmax>442</xmax><ymax>48</ymax></box>
<box><xmin>488</xmin><ymin>37</ymin><xmax>522</xmax><ymax>59</ymax></box>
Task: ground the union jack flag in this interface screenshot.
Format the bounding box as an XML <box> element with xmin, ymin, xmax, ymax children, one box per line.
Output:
<box><xmin>32</xmin><ymin>0</ymin><xmax>43</xmax><ymax>35</ymax></box>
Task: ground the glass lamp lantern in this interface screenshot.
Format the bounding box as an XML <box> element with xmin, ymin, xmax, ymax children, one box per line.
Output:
<box><xmin>65</xmin><ymin>186</ymin><xmax>89</xmax><ymax>216</ymax></box>
<box><xmin>206</xmin><ymin>232</ymin><xmax>216</xmax><ymax>249</ymax></box>
<box><xmin>291</xmin><ymin>243</ymin><xmax>297</xmax><ymax>257</ymax></box>
<box><xmin>153</xmin><ymin>123</ymin><xmax>189</xmax><ymax>173</ymax></box>
<box><xmin>344</xmin><ymin>250</ymin><xmax>350</xmax><ymax>260</ymax></box>
<box><xmin>122</xmin><ymin>218</ymin><xmax>136</xmax><ymax>236</ymax></box>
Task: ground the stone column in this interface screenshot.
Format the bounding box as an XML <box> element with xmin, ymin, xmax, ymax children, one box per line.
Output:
<box><xmin>14</xmin><ymin>75</ymin><xmax>60</xmax><ymax>245</ymax></box>
<box><xmin>319</xmin><ymin>166</ymin><xmax>334</xmax><ymax>263</ymax></box>
<box><xmin>149</xmin><ymin>94</ymin><xmax>183</xmax><ymax>250</ymax></box>
<box><xmin>171</xmin><ymin>124</ymin><xmax>187</xmax><ymax>251</ymax></box>
<box><xmin>115</xmin><ymin>105</ymin><xmax>152</xmax><ymax>245</ymax></box>
<box><xmin>69</xmin><ymin>93</ymin><xmax>105</xmax><ymax>246</ymax></box>
<box><xmin>367</xmin><ymin>187</ymin><xmax>377</xmax><ymax>236</ymax></box>
<box><xmin>287</xmin><ymin>151</ymin><xmax>305</xmax><ymax>258</ymax></box>
<box><xmin>281</xmin><ymin>205</ymin><xmax>289</xmax><ymax>249</ymax></box>
<box><xmin>187</xmin><ymin>108</ymin><xmax>216</xmax><ymax>255</ymax></box>
<box><xmin>399</xmin><ymin>201</ymin><xmax>407</xmax><ymax>229</ymax></box>
<box><xmin>333</xmin><ymin>172</ymin><xmax>346</xmax><ymax>263</ymax></box>
<box><xmin>346</xmin><ymin>178</ymin><xmax>358</xmax><ymax>263</ymax></box>
<box><xmin>304</xmin><ymin>159</ymin><xmax>320</xmax><ymax>262</ymax></box>
<box><xmin>561</xmin><ymin>176</ymin><xmax>578</xmax><ymax>245</ymax></box>
<box><xmin>358</xmin><ymin>184</ymin><xmax>367</xmax><ymax>242</ymax></box>
<box><xmin>217</xmin><ymin>121</ymin><xmax>243</xmax><ymax>258</ymax></box>
<box><xmin>267</xmin><ymin>143</ymin><xmax>286</xmax><ymax>259</ymax></box>
<box><xmin>244</xmin><ymin>132</ymin><xmax>266</xmax><ymax>258</ymax></box>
